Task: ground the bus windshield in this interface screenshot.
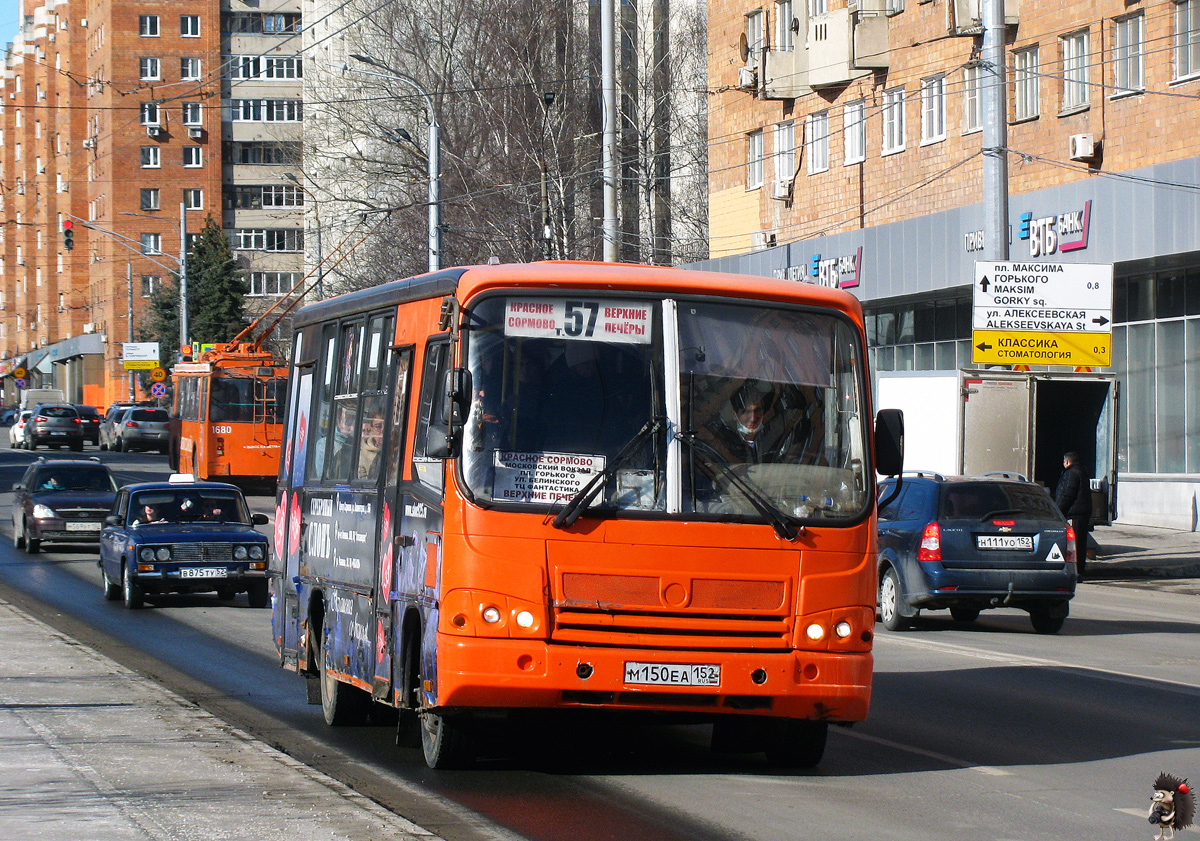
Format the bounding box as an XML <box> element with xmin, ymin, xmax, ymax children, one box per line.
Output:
<box><xmin>460</xmin><ymin>295</ymin><xmax>870</xmax><ymax>523</ymax></box>
<box><xmin>209</xmin><ymin>375</ymin><xmax>286</xmax><ymax>423</ymax></box>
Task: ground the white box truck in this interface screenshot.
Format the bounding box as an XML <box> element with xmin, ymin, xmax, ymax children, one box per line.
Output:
<box><xmin>19</xmin><ymin>388</ymin><xmax>66</xmax><ymax>411</ymax></box>
<box><xmin>875</xmin><ymin>369</ymin><xmax>1118</xmax><ymax>524</ymax></box>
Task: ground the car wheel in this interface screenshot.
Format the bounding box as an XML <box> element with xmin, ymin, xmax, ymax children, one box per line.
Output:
<box><xmin>99</xmin><ymin>439</ymin><xmax>108</xmax><ymax>451</ymax></box>
<box><xmin>318</xmin><ymin>629</ymin><xmax>370</xmax><ymax>726</ymax></box>
<box><xmin>950</xmin><ymin>606</ymin><xmax>981</xmax><ymax>623</ymax></box>
<box><xmin>70</xmin><ymin>441</ymin><xmax>83</xmax><ymax>452</ymax></box>
<box><xmin>1029</xmin><ymin>606</ymin><xmax>1066</xmax><ymax>635</ymax></box>
<box><xmin>764</xmin><ymin>719</ymin><xmax>828</xmax><ymax>768</ymax></box>
<box><xmin>216</xmin><ymin>586</ymin><xmax>236</xmax><ymax>601</ymax></box>
<box><xmin>122</xmin><ymin>563</ymin><xmax>145</xmax><ymax>610</ymax></box>
<box><xmin>22</xmin><ymin>520</ymin><xmax>39</xmax><ymax>554</ymax></box>
<box><xmin>878</xmin><ymin>566</ymin><xmax>910</xmax><ymax>631</ymax></box>
<box><xmin>246</xmin><ymin>580</ymin><xmax>269</xmax><ymax>609</ymax></box>
<box><xmin>102</xmin><ymin>567</ymin><xmax>121</xmax><ymax>601</ymax></box>
<box><xmin>113</xmin><ymin>438</ymin><xmax>123</xmax><ymax>452</ymax></box>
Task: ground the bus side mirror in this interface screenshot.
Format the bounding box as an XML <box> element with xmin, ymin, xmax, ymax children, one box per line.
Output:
<box><xmin>442</xmin><ymin>368</ymin><xmax>471</xmax><ymax>425</ymax></box>
<box><xmin>874</xmin><ymin>408</ymin><xmax>904</xmax><ymax>477</ymax></box>
<box><xmin>425</xmin><ymin>424</ymin><xmax>451</xmax><ymax>459</ymax></box>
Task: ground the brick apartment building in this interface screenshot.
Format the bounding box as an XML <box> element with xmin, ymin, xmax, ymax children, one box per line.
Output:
<box><xmin>702</xmin><ymin>0</ymin><xmax>1200</xmax><ymax>527</ymax></box>
<box><xmin>0</xmin><ymin>0</ymin><xmax>304</xmax><ymax>408</ymax></box>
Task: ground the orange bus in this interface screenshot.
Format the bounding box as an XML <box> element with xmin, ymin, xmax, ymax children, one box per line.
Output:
<box><xmin>171</xmin><ymin>344</ymin><xmax>288</xmax><ymax>486</ymax></box>
<box><xmin>271</xmin><ymin>262</ymin><xmax>903</xmax><ymax>769</ymax></box>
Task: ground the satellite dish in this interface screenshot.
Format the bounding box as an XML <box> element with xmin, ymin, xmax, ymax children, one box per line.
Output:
<box><xmin>738</xmin><ymin>33</ymin><xmax>749</xmax><ymax>63</ymax></box>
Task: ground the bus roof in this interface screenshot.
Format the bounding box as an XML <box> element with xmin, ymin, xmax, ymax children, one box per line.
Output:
<box><xmin>292</xmin><ymin>262</ymin><xmax>863</xmax><ymax>328</ymax></box>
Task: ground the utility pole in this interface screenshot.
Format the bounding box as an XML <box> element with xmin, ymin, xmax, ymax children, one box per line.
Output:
<box><xmin>981</xmin><ymin>0</ymin><xmax>1009</xmax><ymax>261</ymax></box>
<box><xmin>179</xmin><ymin>202</ymin><xmax>189</xmax><ymax>354</ymax></box>
<box><xmin>127</xmin><ymin>263</ymin><xmax>134</xmax><ymax>401</ymax></box>
<box><xmin>601</xmin><ymin>0</ymin><xmax>618</xmax><ymax>261</ymax></box>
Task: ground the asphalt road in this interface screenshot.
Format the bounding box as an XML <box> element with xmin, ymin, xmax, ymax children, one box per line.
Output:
<box><xmin>1</xmin><ymin>446</ymin><xmax>1197</xmax><ymax>841</ymax></box>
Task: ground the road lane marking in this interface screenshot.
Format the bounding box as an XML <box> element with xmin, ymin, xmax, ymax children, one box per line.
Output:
<box><xmin>839</xmin><ymin>728</ymin><xmax>1012</xmax><ymax>776</ymax></box>
<box><xmin>876</xmin><ymin>634</ymin><xmax>1200</xmax><ymax>695</ymax></box>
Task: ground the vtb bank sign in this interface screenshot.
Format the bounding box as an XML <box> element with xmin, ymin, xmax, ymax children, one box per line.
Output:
<box><xmin>964</xmin><ymin>200</ymin><xmax>1093</xmax><ymax>258</ymax></box>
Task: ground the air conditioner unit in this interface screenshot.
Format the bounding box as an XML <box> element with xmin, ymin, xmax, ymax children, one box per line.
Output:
<box><xmin>187</xmin><ymin>126</ymin><xmax>204</xmax><ymax>139</ymax></box>
<box><xmin>83</xmin><ymin>322</ymin><xmax>95</xmax><ymax>334</ymax></box>
<box><xmin>770</xmin><ymin>179</ymin><xmax>791</xmax><ymax>200</ymax></box>
<box><xmin>81</xmin><ymin>137</ymin><xmax>95</xmax><ymax>149</ymax></box>
<box><xmin>1068</xmin><ymin>133</ymin><xmax>1097</xmax><ymax>161</ymax></box>
<box><xmin>737</xmin><ymin>65</ymin><xmax>758</xmax><ymax>91</ymax></box>
<box><xmin>146</xmin><ymin>125</ymin><xmax>164</xmax><ymax>138</ymax></box>
<box><xmin>36</xmin><ymin>165</ymin><xmax>46</xmax><ymax>174</ymax></box>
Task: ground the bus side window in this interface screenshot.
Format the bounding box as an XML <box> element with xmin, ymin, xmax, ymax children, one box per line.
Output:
<box><xmin>309</xmin><ymin>328</ymin><xmax>339</xmax><ymax>482</ymax></box>
<box><xmin>413</xmin><ymin>341</ymin><xmax>450</xmax><ymax>492</ymax></box>
<box><xmin>385</xmin><ymin>348</ymin><xmax>414</xmax><ymax>485</ymax></box>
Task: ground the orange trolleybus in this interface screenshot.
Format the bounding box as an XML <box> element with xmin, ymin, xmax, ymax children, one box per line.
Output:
<box><xmin>270</xmin><ymin>261</ymin><xmax>903</xmax><ymax>769</ymax></box>
<box><xmin>171</xmin><ymin>344</ymin><xmax>288</xmax><ymax>485</ymax></box>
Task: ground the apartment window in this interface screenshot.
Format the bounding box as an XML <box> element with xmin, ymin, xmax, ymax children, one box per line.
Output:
<box><xmin>775</xmin><ymin>0</ymin><xmax>794</xmax><ymax>51</ymax></box>
<box><xmin>140</xmin><ymin>188</ymin><xmax>160</xmax><ymax>211</ymax></box>
<box><xmin>881</xmin><ymin>87</ymin><xmax>906</xmax><ymax>154</ymax></box>
<box><xmin>747</xmin><ymin>129</ymin><xmax>764</xmax><ymax>189</ymax></box>
<box><xmin>140</xmin><ymin>146</ymin><xmax>160</xmax><ymax>168</ymax></box>
<box><xmin>228</xmin><ymin>56</ymin><xmax>261</xmax><ymax>79</ymax></box>
<box><xmin>141</xmin><ymin>275</ymin><xmax>160</xmax><ymax>297</ymax></box>
<box><xmin>232</xmin><ymin>229</ymin><xmax>304</xmax><ymax>252</ymax></box>
<box><xmin>1013</xmin><ymin>46</ymin><xmax>1040</xmax><ymax>120</ymax></box>
<box><xmin>181</xmin><ymin>58</ymin><xmax>202</xmax><ymax>80</ymax></box>
<box><xmin>746</xmin><ymin>11</ymin><xmax>765</xmax><ymax>67</ymax></box>
<box><xmin>844</xmin><ymin>100</ymin><xmax>866</xmax><ymax>163</ymax></box>
<box><xmin>262</xmin><ymin>13</ymin><xmax>302</xmax><ymax>33</ymax></box>
<box><xmin>141</xmin><ymin>233</ymin><xmax>162</xmax><ymax>255</ymax></box>
<box><xmin>1113</xmin><ymin>14</ymin><xmax>1144</xmax><ymax>94</ymax></box>
<box><xmin>806</xmin><ymin>111</ymin><xmax>829</xmax><ymax>174</ymax></box>
<box><xmin>139</xmin><ymin>57</ymin><xmax>160</xmax><ymax>81</ymax></box>
<box><xmin>181</xmin><ymin>15</ymin><xmax>200</xmax><ymax>37</ymax></box>
<box><xmin>138</xmin><ymin>15</ymin><xmax>159</xmax><ymax>36</ymax></box>
<box><xmin>223</xmin><ymin>141</ymin><xmax>302</xmax><ymax>165</ymax></box>
<box><xmin>183</xmin><ymin>146</ymin><xmax>202</xmax><ymax>167</ymax></box>
<box><xmin>225</xmin><ymin>12</ymin><xmax>303</xmax><ymax>33</ymax></box>
<box><xmin>921</xmin><ymin>75</ymin><xmax>946</xmax><ymax>143</ymax></box>
<box><xmin>234</xmin><ymin>229</ymin><xmax>266</xmax><ymax>250</ymax></box>
<box><xmin>184</xmin><ymin>189</ymin><xmax>203</xmax><ymax>210</ymax></box>
<box><xmin>809</xmin><ymin>0</ymin><xmax>827</xmax><ymax>15</ymax></box>
<box><xmin>1176</xmin><ymin>0</ymin><xmax>1200</xmax><ymax>80</ymax></box>
<box><xmin>140</xmin><ymin>102</ymin><xmax>160</xmax><ymax>126</ymax></box>
<box><xmin>963</xmin><ymin>64</ymin><xmax>983</xmax><ymax>133</ymax></box>
<box><xmin>249</xmin><ymin>271</ymin><xmax>300</xmax><ymax>296</ymax></box>
<box><xmin>230</xmin><ymin>99</ymin><xmax>303</xmax><ymax>122</ymax></box>
<box><xmin>1061</xmin><ymin>30</ymin><xmax>1090</xmax><ymax>111</ymax></box>
<box><xmin>265</xmin><ymin>56</ymin><xmax>303</xmax><ymax>78</ymax></box>
<box><xmin>774</xmin><ymin>122</ymin><xmax>795</xmax><ymax>183</ymax></box>
<box><xmin>182</xmin><ymin>102</ymin><xmax>202</xmax><ymax>125</ymax></box>
<box><xmin>263</xmin><ymin>185</ymin><xmax>304</xmax><ymax>207</ymax></box>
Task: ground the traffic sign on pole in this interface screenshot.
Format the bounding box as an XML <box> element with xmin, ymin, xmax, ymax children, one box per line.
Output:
<box><xmin>150</xmin><ymin>367</ymin><xmax>167</xmax><ymax>383</ymax></box>
<box><xmin>150</xmin><ymin>382</ymin><xmax>167</xmax><ymax>398</ymax></box>
<box><xmin>972</xmin><ymin>261</ymin><xmax>1113</xmax><ymax>367</ymax></box>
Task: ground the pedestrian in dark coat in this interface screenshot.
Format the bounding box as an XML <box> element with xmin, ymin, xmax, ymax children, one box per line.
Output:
<box><xmin>1054</xmin><ymin>451</ymin><xmax>1092</xmax><ymax>577</ymax></box>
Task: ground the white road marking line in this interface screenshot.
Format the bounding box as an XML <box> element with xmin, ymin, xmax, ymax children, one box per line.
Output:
<box><xmin>839</xmin><ymin>728</ymin><xmax>1012</xmax><ymax>776</ymax></box>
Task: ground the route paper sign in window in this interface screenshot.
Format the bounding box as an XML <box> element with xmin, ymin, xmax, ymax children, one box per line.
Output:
<box><xmin>504</xmin><ymin>299</ymin><xmax>652</xmax><ymax>344</ymax></box>
<box><xmin>492</xmin><ymin>451</ymin><xmax>606</xmax><ymax>504</ymax></box>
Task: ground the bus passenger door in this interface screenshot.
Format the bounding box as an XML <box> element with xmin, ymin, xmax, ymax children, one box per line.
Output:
<box><xmin>372</xmin><ymin>347</ymin><xmax>413</xmax><ymax>702</ymax></box>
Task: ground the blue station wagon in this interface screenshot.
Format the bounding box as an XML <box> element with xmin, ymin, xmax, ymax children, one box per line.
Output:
<box><xmin>99</xmin><ymin>477</ymin><xmax>270</xmax><ymax>609</ymax></box>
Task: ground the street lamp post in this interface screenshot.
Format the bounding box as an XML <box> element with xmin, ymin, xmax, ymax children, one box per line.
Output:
<box><xmin>346</xmin><ymin>54</ymin><xmax>441</xmax><ymax>273</ymax></box>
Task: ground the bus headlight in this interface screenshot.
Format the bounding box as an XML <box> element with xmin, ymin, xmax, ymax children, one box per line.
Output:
<box><xmin>515</xmin><ymin>610</ymin><xmax>535</xmax><ymax>629</ymax></box>
<box><xmin>834</xmin><ymin>621</ymin><xmax>852</xmax><ymax>639</ymax></box>
<box><xmin>481</xmin><ymin>606</ymin><xmax>502</xmax><ymax>624</ymax></box>
<box><xmin>234</xmin><ymin>545</ymin><xmax>249</xmax><ymax>560</ymax></box>
<box><xmin>805</xmin><ymin>623</ymin><xmax>825</xmax><ymax>641</ymax></box>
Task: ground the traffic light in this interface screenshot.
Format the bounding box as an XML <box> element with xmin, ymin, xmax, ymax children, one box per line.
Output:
<box><xmin>62</xmin><ymin>220</ymin><xmax>74</xmax><ymax>251</ymax></box>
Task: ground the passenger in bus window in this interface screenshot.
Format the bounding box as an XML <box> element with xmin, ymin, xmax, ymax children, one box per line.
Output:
<box><xmin>703</xmin><ymin>380</ymin><xmax>779</xmax><ymax>464</ymax></box>
<box><xmin>358</xmin><ymin>406</ymin><xmax>386</xmax><ymax>481</ymax></box>
<box><xmin>322</xmin><ymin>404</ymin><xmax>357</xmax><ymax>480</ymax></box>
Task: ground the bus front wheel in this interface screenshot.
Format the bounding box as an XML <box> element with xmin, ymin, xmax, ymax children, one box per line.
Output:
<box><xmin>764</xmin><ymin>719</ymin><xmax>827</xmax><ymax>768</ymax></box>
<box><xmin>420</xmin><ymin>709</ymin><xmax>473</xmax><ymax>770</ymax></box>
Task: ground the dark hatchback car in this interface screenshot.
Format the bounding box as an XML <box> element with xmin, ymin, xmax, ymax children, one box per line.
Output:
<box><xmin>876</xmin><ymin>473</ymin><xmax>1077</xmax><ymax>634</ymax></box>
<box><xmin>11</xmin><ymin>458</ymin><xmax>119</xmax><ymax>553</ymax></box>
<box><xmin>25</xmin><ymin>403</ymin><xmax>85</xmax><ymax>451</ymax></box>
<box><xmin>111</xmin><ymin>406</ymin><xmax>171</xmax><ymax>453</ymax></box>
<box><xmin>99</xmin><ymin>479</ymin><xmax>270</xmax><ymax>609</ymax></box>
<box><xmin>74</xmin><ymin>405</ymin><xmax>103</xmax><ymax>445</ymax></box>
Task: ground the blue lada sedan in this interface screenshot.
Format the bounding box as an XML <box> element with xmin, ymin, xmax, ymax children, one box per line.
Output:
<box><xmin>99</xmin><ymin>477</ymin><xmax>270</xmax><ymax>609</ymax></box>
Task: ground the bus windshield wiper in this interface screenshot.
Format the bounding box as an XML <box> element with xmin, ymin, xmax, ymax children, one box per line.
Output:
<box><xmin>681</xmin><ymin>434</ymin><xmax>802</xmax><ymax>541</ymax></box>
<box><xmin>552</xmin><ymin>417</ymin><xmax>664</xmax><ymax>529</ymax></box>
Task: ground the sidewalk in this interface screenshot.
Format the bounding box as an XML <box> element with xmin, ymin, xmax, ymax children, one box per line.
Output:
<box><xmin>1089</xmin><ymin>522</ymin><xmax>1200</xmax><ymax>580</ymax></box>
<box><xmin>0</xmin><ymin>600</ymin><xmax>441</xmax><ymax>841</ymax></box>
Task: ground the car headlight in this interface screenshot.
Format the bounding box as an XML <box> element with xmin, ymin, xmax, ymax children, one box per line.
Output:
<box><xmin>140</xmin><ymin>547</ymin><xmax>156</xmax><ymax>562</ymax></box>
<box><xmin>248</xmin><ymin>545</ymin><xmax>264</xmax><ymax>560</ymax></box>
<box><xmin>233</xmin><ymin>545</ymin><xmax>249</xmax><ymax>560</ymax></box>
<box><xmin>31</xmin><ymin>504</ymin><xmax>57</xmax><ymax>519</ymax></box>
<box><xmin>156</xmin><ymin>547</ymin><xmax>171</xmax><ymax>562</ymax></box>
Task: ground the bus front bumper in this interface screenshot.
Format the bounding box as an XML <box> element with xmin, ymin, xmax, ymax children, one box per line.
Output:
<box><xmin>431</xmin><ymin>638</ymin><xmax>872</xmax><ymax>722</ymax></box>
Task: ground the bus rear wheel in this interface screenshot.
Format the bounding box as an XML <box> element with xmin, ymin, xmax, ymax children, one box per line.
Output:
<box><xmin>318</xmin><ymin>633</ymin><xmax>370</xmax><ymax>726</ymax></box>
